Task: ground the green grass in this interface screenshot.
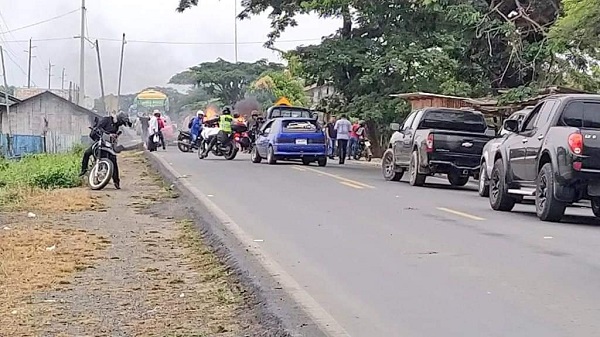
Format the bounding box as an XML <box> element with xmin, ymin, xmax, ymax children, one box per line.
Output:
<box><xmin>0</xmin><ymin>151</ymin><xmax>83</xmax><ymax>206</ymax></box>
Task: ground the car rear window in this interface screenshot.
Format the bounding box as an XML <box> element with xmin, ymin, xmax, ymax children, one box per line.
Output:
<box><xmin>419</xmin><ymin>110</ymin><xmax>487</xmax><ymax>132</ymax></box>
<box><xmin>282</xmin><ymin>120</ymin><xmax>319</xmax><ymax>132</ymax></box>
<box><xmin>561</xmin><ymin>101</ymin><xmax>600</xmax><ymax>129</ymax></box>
<box><xmin>270</xmin><ymin>108</ymin><xmax>312</xmax><ymax>118</ymax></box>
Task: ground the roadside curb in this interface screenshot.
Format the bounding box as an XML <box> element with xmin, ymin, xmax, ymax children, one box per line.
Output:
<box><xmin>143</xmin><ymin>151</ymin><xmax>349</xmax><ymax>337</ymax></box>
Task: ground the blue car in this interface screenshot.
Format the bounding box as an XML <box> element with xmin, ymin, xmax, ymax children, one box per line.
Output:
<box><xmin>251</xmin><ymin>117</ymin><xmax>328</xmax><ymax>166</ymax></box>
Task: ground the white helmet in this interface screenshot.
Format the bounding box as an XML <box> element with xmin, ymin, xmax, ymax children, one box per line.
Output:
<box><xmin>197</xmin><ymin>110</ymin><xmax>205</xmax><ymax>116</ymax></box>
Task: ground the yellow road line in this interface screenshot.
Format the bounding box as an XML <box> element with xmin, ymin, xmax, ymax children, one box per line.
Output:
<box><xmin>437</xmin><ymin>207</ymin><xmax>485</xmax><ymax>221</ymax></box>
<box><xmin>339</xmin><ymin>181</ymin><xmax>364</xmax><ymax>189</ymax></box>
<box><xmin>299</xmin><ymin>166</ymin><xmax>375</xmax><ymax>188</ymax></box>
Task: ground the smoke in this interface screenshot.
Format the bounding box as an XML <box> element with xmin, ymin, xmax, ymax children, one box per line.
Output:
<box><xmin>234</xmin><ymin>97</ymin><xmax>261</xmax><ymax>117</ymax></box>
<box><xmin>204</xmin><ymin>103</ymin><xmax>220</xmax><ymax>119</ymax></box>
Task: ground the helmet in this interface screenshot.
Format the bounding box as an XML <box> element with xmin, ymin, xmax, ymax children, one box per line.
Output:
<box><xmin>197</xmin><ymin>110</ymin><xmax>205</xmax><ymax>116</ymax></box>
<box><xmin>153</xmin><ymin>109</ymin><xmax>161</xmax><ymax>116</ymax></box>
<box><xmin>116</xmin><ymin>111</ymin><xmax>132</xmax><ymax>127</ymax></box>
<box><xmin>359</xmin><ymin>120</ymin><xmax>366</xmax><ymax>126</ymax></box>
<box><xmin>251</xmin><ymin>110</ymin><xmax>258</xmax><ymax>116</ymax></box>
<box><xmin>221</xmin><ymin>106</ymin><xmax>231</xmax><ymax>115</ymax></box>
<box><xmin>233</xmin><ymin>113</ymin><xmax>240</xmax><ymax>118</ymax></box>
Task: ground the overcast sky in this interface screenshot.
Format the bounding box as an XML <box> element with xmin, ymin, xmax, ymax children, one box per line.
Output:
<box><xmin>0</xmin><ymin>0</ymin><xmax>340</xmax><ymax>98</ymax></box>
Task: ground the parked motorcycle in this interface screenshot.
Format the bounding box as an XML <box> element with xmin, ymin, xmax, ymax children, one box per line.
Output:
<box><xmin>176</xmin><ymin>130</ymin><xmax>200</xmax><ymax>152</ymax></box>
<box><xmin>354</xmin><ymin>138</ymin><xmax>373</xmax><ymax>161</ymax></box>
<box><xmin>234</xmin><ymin>130</ymin><xmax>251</xmax><ymax>153</ymax></box>
<box><xmin>87</xmin><ymin>128</ymin><xmax>123</xmax><ymax>190</ymax></box>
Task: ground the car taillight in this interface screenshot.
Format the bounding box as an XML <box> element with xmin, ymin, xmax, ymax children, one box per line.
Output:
<box><xmin>568</xmin><ymin>133</ymin><xmax>583</xmax><ymax>155</ymax></box>
<box><xmin>426</xmin><ymin>133</ymin><xmax>434</xmax><ymax>152</ymax></box>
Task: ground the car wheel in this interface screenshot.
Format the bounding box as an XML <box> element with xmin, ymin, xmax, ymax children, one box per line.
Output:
<box><xmin>251</xmin><ymin>146</ymin><xmax>262</xmax><ymax>163</ymax></box>
<box><xmin>536</xmin><ymin>163</ymin><xmax>566</xmax><ymax>222</ymax></box>
<box><xmin>592</xmin><ymin>198</ymin><xmax>600</xmax><ymax>218</ymax></box>
<box><xmin>317</xmin><ymin>157</ymin><xmax>327</xmax><ymax>167</ymax></box>
<box><xmin>448</xmin><ymin>172</ymin><xmax>469</xmax><ymax>187</ymax></box>
<box><xmin>489</xmin><ymin>159</ymin><xmax>516</xmax><ymax>211</ymax></box>
<box><xmin>408</xmin><ymin>151</ymin><xmax>426</xmax><ymax>186</ymax></box>
<box><xmin>382</xmin><ymin>149</ymin><xmax>403</xmax><ymax>181</ymax></box>
<box><xmin>478</xmin><ymin>165</ymin><xmax>489</xmax><ymax>197</ymax></box>
<box><xmin>302</xmin><ymin>158</ymin><xmax>311</xmax><ymax>165</ymax></box>
<box><xmin>267</xmin><ymin>146</ymin><xmax>277</xmax><ymax>165</ymax></box>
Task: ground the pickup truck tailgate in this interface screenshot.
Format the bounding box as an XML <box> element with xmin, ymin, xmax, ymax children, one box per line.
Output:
<box><xmin>431</xmin><ymin>130</ymin><xmax>490</xmax><ymax>156</ymax></box>
<box><xmin>581</xmin><ymin>130</ymin><xmax>600</xmax><ymax>170</ymax></box>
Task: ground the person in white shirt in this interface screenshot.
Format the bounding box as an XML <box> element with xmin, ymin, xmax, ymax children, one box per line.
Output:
<box><xmin>334</xmin><ymin>114</ymin><xmax>352</xmax><ymax>164</ymax></box>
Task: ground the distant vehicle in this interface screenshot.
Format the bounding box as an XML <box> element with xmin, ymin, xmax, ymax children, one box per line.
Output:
<box><xmin>251</xmin><ymin>117</ymin><xmax>328</xmax><ymax>166</ymax></box>
<box><xmin>479</xmin><ymin>108</ymin><xmax>533</xmax><ymax>197</ymax></box>
<box><xmin>489</xmin><ymin>94</ymin><xmax>600</xmax><ymax>222</ymax></box>
<box><xmin>266</xmin><ymin>105</ymin><xmax>315</xmax><ymax>120</ymax></box>
<box><xmin>133</xmin><ymin>89</ymin><xmax>170</xmax><ymax>114</ymax></box>
<box><xmin>381</xmin><ymin>107</ymin><xmax>495</xmax><ymax>186</ymax></box>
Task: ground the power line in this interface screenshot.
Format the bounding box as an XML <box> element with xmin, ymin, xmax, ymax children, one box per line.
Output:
<box><xmin>0</xmin><ymin>9</ymin><xmax>79</xmax><ymax>35</ymax></box>
<box><xmin>0</xmin><ymin>36</ymin><xmax>324</xmax><ymax>45</ymax></box>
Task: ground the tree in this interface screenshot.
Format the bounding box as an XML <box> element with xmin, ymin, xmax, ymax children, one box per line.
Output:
<box><xmin>169</xmin><ymin>58</ymin><xmax>284</xmax><ymax>105</ymax></box>
<box><xmin>249</xmin><ymin>70</ymin><xmax>308</xmax><ymax>109</ymax></box>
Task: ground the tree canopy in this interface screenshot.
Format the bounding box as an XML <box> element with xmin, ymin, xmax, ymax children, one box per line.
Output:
<box><xmin>169</xmin><ymin>58</ymin><xmax>284</xmax><ymax>105</ymax></box>
<box><xmin>249</xmin><ymin>70</ymin><xmax>308</xmax><ymax>109</ymax></box>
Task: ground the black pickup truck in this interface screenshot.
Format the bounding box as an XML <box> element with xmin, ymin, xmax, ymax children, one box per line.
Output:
<box><xmin>489</xmin><ymin>94</ymin><xmax>600</xmax><ymax>222</ymax></box>
<box><xmin>382</xmin><ymin>107</ymin><xmax>494</xmax><ymax>186</ymax></box>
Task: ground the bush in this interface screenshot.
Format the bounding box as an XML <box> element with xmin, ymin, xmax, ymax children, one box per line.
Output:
<box><xmin>0</xmin><ymin>151</ymin><xmax>81</xmax><ymax>190</ymax></box>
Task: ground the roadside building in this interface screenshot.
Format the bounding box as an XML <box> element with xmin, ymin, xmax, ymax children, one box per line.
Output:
<box><xmin>0</xmin><ymin>91</ymin><xmax>102</xmax><ymax>157</ymax></box>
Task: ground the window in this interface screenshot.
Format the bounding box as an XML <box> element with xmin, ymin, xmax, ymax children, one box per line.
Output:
<box><xmin>534</xmin><ymin>99</ymin><xmax>557</xmax><ymax>129</ymax></box>
<box><xmin>522</xmin><ymin>104</ymin><xmax>543</xmax><ymax>132</ymax></box>
<box><xmin>261</xmin><ymin>120</ymin><xmax>274</xmax><ymax>134</ymax></box>
<box><xmin>561</xmin><ymin>101</ymin><xmax>600</xmax><ymax>129</ymax></box>
<box><xmin>401</xmin><ymin>112</ymin><xmax>417</xmax><ymax>131</ymax></box>
<box><xmin>419</xmin><ymin>109</ymin><xmax>487</xmax><ymax>133</ymax></box>
<box><xmin>282</xmin><ymin>119</ymin><xmax>319</xmax><ymax>132</ymax></box>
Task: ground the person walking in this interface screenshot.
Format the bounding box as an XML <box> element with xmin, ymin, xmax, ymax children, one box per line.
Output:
<box><xmin>348</xmin><ymin>119</ymin><xmax>360</xmax><ymax>160</ymax></box>
<box><xmin>334</xmin><ymin>114</ymin><xmax>352</xmax><ymax>164</ymax></box>
<box><xmin>325</xmin><ymin>115</ymin><xmax>337</xmax><ymax>159</ymax></box>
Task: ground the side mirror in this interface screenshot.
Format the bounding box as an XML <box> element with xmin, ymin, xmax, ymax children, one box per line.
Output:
<box><xmin>390</xmin><ymin>123</ymin><xmax>400</xmax><ymax>131</ymax></box>
<box><xmin>503</xmin><ymin>119</ymin><xmax>519</xmax><ymax>133</ymax></box>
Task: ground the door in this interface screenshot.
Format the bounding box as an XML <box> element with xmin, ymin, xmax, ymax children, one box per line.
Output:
<box><xmin>256</xmin><ymin>120</ymin><xmax>274</xmax><ymax>157</ymax></box>
<box><xmin>523</xmin><ymin>99</ymin><xmax>557</xmax><ymax>181</ymax></box>
<box><xmin>508</xmin><ymin>104</ymin><xmax>541</xmax><ymax>181</ymax></box>
<box><xmin>394</xmin><ymin>111</ymin><xmax>417</xmax><ymax>164</ymax></box>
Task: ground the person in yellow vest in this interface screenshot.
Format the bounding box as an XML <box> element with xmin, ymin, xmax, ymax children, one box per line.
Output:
<box><xmin>199</xmin><ymin>106</ymin><xmax>234</xmax><ymax>159</ymax></box>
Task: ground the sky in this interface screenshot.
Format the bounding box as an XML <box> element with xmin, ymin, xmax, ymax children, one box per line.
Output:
<box><xmin>0</xmin><ymin>0</ymin><xmax>341</xmax><ymax>98</ymax></box>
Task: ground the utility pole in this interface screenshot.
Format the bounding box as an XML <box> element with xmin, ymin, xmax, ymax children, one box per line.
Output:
<box><xmin>234</xmin><ymin>0</ymin><xmax>238</xmax><ymax>63</ymax></box>
<box><xmin>117</xmin><ymin>33</ymin><xmax>126</xmax><ymax>110</ymax></box>
<box><xmin>47</xmin><ymin>61</ymin><xmax>54</xmax><ymax>90</ymax></box>
<box><xmin>25</xmin><ymin>39</ymin><xmax>36</xmax><ymax>88</ymax></box>
<box><xmin>0</xmin><ymin>46</ymin><xmax>12</xmax><ymax>156</ymax></box>
<box><xmin>79</xmin><ymin>0</ymin><xmax>86</xmax><ymax>105</ymax></box>
<box><xmin>94</xmin><ymin>39</ymin><xmax>106</xmax><ymax>114</ymax></box>
<box><xmin>61</xmin><ymin>68</ymin><xmax>65</xmax><ymax>90</ymax></box>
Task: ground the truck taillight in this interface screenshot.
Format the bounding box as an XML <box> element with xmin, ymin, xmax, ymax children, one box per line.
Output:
<box><xmin>568</xmin><ymin>133</ymin><xmax>583</xmax><ymax>155</ymax></box>
<box><xmin>426</xmin><ymin>133</ymin><xmax>434</xmax><ymax>152</ymax></box>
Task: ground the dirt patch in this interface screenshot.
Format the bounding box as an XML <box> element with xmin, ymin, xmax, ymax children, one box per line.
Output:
<box><xmin>0</xmin><ymin>152</ymin><xmax>277</xmax><ymax>336</ymax></box>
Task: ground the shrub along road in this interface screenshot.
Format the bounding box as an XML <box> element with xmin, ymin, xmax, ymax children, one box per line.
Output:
<box><xmin>155</xmin><ymin>150</ymin><xmax>600</xmax><ymax>337</ymax></box>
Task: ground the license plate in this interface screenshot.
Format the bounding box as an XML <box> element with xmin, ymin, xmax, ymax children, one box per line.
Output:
<box><xmin>364</xmin><ymin>141</ymin><xmax>371</xmax><ymax>147</ymax></box>
<box><xmin>295</xmin><ymin>139</ymin><xmax>307</xmax><ymax>145</ymax></box>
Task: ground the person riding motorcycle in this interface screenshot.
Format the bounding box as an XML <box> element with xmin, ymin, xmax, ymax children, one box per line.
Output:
<box><xmin>199</xmin><ymin>106</ymin><xmax>234</xmax><ymax>159</ymax></box>
<box><xmin>80</xmin><ymin>111</ymin><xmax>132</xmax><ymax>189</ymax></box>
<box><xmin>188</xmin><ymin>110</ymin><xmax>204</xmax><ymax>145</ymax></box>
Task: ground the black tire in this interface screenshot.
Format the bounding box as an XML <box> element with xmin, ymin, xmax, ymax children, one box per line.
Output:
<box><xmin>354</xmin><ymin>153</ymin><xmax>361</xmax><ymax>160</ymax></box>
<box><xmin>592</xmin><ymin>198</ymin><xmax>600</xmax><ymax>218</ymax></box>
<box><xmin>317</xmin><ymin>157</ymin><xmax>327</xmax><ymax>167</ymax></box>
<box><xmin>267</xmin><ymin>146</ymin><xmax>277</xmax><ymax>165</ymax></box>
<box><xmin>489</xmin><ymin>159</ymin><xmax>516</xmax><ymax>211</ymax></box>
<box><xmin>448</xmin><ymin>172</ymin><xmax>469</xmax><ymax>187</ymax></box>
<box><xmin>408</xmin><ymin>151</ymin><xmax>426</xmax><ymax>186</ymax></box>
<box><xmin>224</xmin><ymin>143</ymin><xmax>238</xmax><ymax>160</ymax></box>
<box><xmin>536</xmin><ymin>163</ymin><xmax>566</xmax><ymax>222</ymax></box>
<box><xmin>478</xmin><ymin>164</ymin><xmax>489</xmax><ymax>197</ymax></box>
<box><xmin>382</xmin><ymin>149</ymin><xmax>403</xmax><ymax>181</ymax></box>
<box><xmin>177</xmin><ymin>138</ymin><xmax>191</xmax><ymax>152</ymax></box>
<box><xmin>88</xmin><ymin>158</ymin><xmax>113</xmax><ymax>190</ymax></box>
<box><xmin>302</xmin><ymin>158</ymin><xmax>311</xmax><ymax>165</ymax></box>
<box><xmin>367</xmin><ymin>155</ymin><xmax>372</xmax><ymax>162</ymax></box>
<box><xmin>251</xmin><ymin>146</ymin><xmax>262</xmax><ymax>163</ymax></box>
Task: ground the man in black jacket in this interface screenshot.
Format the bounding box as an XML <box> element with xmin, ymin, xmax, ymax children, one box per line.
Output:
<box><xmin>79</xmin><ymin>112</ymin><xmax>132</xmax><ymax>189</ymax></box>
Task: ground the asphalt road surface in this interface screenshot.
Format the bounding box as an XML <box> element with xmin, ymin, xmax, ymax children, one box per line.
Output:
<box><xmin>156</xmin><ymin>150</ymin><xmax>600</xmax><ymax>337</ymax></box>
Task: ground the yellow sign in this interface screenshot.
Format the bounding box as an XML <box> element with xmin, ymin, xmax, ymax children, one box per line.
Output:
<box><xmin>274</xmin><ymin>97</ymin><xmax>291</xmax><ymax>106</ymax></box>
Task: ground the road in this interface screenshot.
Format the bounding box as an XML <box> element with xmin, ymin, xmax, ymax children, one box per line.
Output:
<box><xmin>155</xmin><ymin>150</ymin><xmax>600</xmax><ymax>337</ymax></box>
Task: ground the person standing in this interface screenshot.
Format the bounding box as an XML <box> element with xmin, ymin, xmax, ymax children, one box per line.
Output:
<box><xmin>334</xmin><ymin>114</ymin><xmax>352</xmax><ymax>164</ymax></box>
<box><xmin>325</xmin><ymin>116</ymin><xmax>337</xmax><ymax>159</ymax></box>
<box><xmin>156</xmin><ymin>111</ymin><xmax>166</xmax><ymax>150</ymax></box>
<box><xmin>348</xmin><ymin>119</ymin><xmax>360</xmax><ymax>160</ymax></box>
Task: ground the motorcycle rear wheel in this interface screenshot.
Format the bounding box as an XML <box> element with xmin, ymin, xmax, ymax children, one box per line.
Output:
<box><xmin>177</xmin><ymin>138</ymin><xmax>191</xmax><ymax>152</ymax></box>
<box><xmin>224</xmin><ymin>143</ymin><xmax>238</xmax><ymax>160</ymax></box>
<box><xmin>88</xmin><ymin>158</ymin><xmax>113</xmax><ymax>190</ymax></box>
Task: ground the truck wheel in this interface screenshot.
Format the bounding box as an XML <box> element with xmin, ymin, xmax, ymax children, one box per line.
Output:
<box><xmin>382</xmin><ymin>149</ymin><xmax>403</xmax><ymax>181</ymax></box>
<box><xmin>448</xmin><ymin>172</ymin><xmax>469</xmax><ymax>187</ymax></box>
<box><xmin>489</xmin><ymin>159</ymin><xmax>516</xmax><ymax>211</ymax></box>
<box><xmin>592</xmin><ymin>198</ymin><xmax>600</xmax><ymax>218</ymax></box>
<box><xmin>478</xmin><ymin>165</ymin><xmax>489</xmax><ymax>197</ymax></box>
<box><xmin>536</xmin><ymin>163</ymin><xmax>566</xmax><ymax>222</ymax></box>
<box><xmin>409</xmin><ymin>151</ymin><xmax>426</xmax><ymax>186</ymax></box>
